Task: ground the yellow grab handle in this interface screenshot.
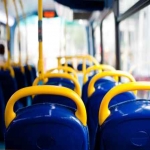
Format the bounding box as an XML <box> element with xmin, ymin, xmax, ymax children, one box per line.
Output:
<box><xmin>99</xmin><ymin>82</ymin><xmax>150</xmax><ymax>125</ymax></box>
<box><xmin>5</xmin><ymin>85</ymin><xmax>87</xmax><ymax>128</ymax></box>
<box><xmin>83</xmin><ymin>65</ymin><xmax>115</xmax><ymax>84</ymax></box>
<box><xmin>47</xmin><ymin>66</ymin><xmax>78</xmax><ymax>80</ymax></box>
<box><xmin>33</xmin><ymin>73</ymin><xmax>81</xmax><ymax>97</ymax></box>
<box><xmin>88</xmin><ymin>70</ymin><xmax>136</xmax><ymax>97</ymax></box>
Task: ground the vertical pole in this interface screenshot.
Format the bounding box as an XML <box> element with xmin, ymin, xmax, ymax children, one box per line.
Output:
<box><xmin>13</xmin><ymin>0</ymin><xmax>21</xmax><ymax>65</ymax></box>
<box><xmin>100</xmin><ymin>21</ymin><xmax>104</xmax><ymax>64</ymax></box>
<box><xmin>114</xmin><ymin>0</ymin><xmax>120</xmax><ymax>70</ymax></box>
<box><xmin>38</xmin><ymin>0</ymin><xmax>44</xmax><ymax>78</ymax></box>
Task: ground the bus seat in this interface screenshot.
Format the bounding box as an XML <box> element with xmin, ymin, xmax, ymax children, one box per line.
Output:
<box><xmin>47</xmin><ymin>78</ymin><xmax>75</xmax><ymax>90</ymax></box>
<box><xmin>33</xmin><ymin>78</ymin><xmax>76</xmax><ymax>109</ymax></box>
<box><xmin>82</xmin><ymin>78</ymin><xmax>111</xmax><ymax>105</ymax></box>
<box><xmin>33</xmin><ymin>94</ymin><xmax>76</xmax><ymax>109</ymax></box>
<box><xmin>87</xmin><ymin>81</ymin><xmax>136</xmax><ymax>150</ymax></box>
<box><xmin>24</xmin><ymin>65</ymin><xmax>34</xmax><ymax>86</ymax></box>
<box><xmin>62</xmin><ymin>63</ymin><xmax>74</xmax><ymax>69</ymax></box>
<box><xmin>97</xmin><ymin>100</ymin><xmax>150</xmax><ymax>150</ymax></box>
<box><xmin>5</xmin><ymin>86</ymin><xmax>89</xmax><ymax>150</ymax></box>
<box><xmin>0</xmin><ymin>70</ymin><xmax>17</xmax><ymax>105</ymax></box>
<box><xmin>13</xmin><ymin>67</ymin><xmax>28</xmax><ymax>106</ymax></box>
<box><xmin>0</xmin><ymin>84</ymin><xmax>5</xmax><ymax>141</ymax></box>
<box><xmin>31</xmin><ymin>65</ymin><xmax>37</xmax><ymax>80</ymax></box>
<box><xmin>77</xmin><ymin>63</ymin><xmax>90</xmax><ymax>71</ymax></box>
<box><xmin>0</xmin><ymin>70</ymin><xmax>22</xmax><ymax>111</ymax></box>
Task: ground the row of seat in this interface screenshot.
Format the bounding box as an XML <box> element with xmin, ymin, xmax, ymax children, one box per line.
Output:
<box><xmin>0</xmin><ymin>64</ymin><xmax>37</xmax><ymax>141</ymax></box>
<box><xmin>3</xmin><ymin>60</ymin><xmax>150</xmax><ymax>150</ymax></box>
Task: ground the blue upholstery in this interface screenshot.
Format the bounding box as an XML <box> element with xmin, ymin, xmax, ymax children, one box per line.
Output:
<box><xmin>31</xmin><ymin>66</ymin><xmax>37</xmax><ymax>80</ymax></box>
<box><xmin>0</xmin><ymin>70</ymin><xmax>21</xmax><ymax>111</ymax></box>
<box><xmin>0</xmin><ymin>84</ymin><xmax>5</xmax><ymax>141</ymax></box>
<box><xmin>14</xmin><ymin>67</ymin><xmax>28</xmax><ymax>106</ymax></box>
<box><xmin>5</xmin><ymin>103</ymin><xmax>89</xmax><ymax>150</ymax></box>
<box><xmin>33</xmin><ymin>78</ymin><xmax>76</xmax><ymax>108</ymax></box>
<box><xmin>87</xmin><ymin>81</ymin><xmax>136</xmax><ymax>150</ymax></box>
<box><xmin>96</xmin><ymin>100</ymin><xmax>150</xmax><ymax>150</ymax></box>
<box><xmin>47</xmin><ymin>78</ymin><xmax>75</xmax><ymax>90</ymax></box>
<box><xmin>33</xmin><ymin>95</ymin><xmax>76</xmax><ymax>109</ymax></box>
<box><xmin>77</xmin><ymin>63</ymin><xmax>90</xmax><ymax>71</ymax></box>
<box><xmin>82</xmin><ymin>77</ymin><xmax>112</xmax><ymax>105</ymax></box>
<box><xmin>24</xmin><ymin>65</ymin><xmax>34</xmax><ymax>86</ymax></box>
<box><xmin>0</xmin><ymin>70</ymin><xmax>17</xmax><ymax>105</ymax></box>
<box><xmin>62</xmin><ymin>63</ymin><xmax>74</xmax><ymax>69</ymax></box>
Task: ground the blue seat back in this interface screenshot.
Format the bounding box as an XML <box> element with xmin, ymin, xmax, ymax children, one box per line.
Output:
<box><xmin>31</xmin><ymin>66</ymin><xmax>37</xmax><ymax>80</ymax></box>
<box><xmin>97</xmin><ymin>100</ymin><xmax>150</xmax><ymax>150</ymax></box>
<box><xmin>77</xmin><ymin>63</ymin><xmax>90</xmax><ymax>71</ymax></box>
<box><xmin>0</xmin><ymin>70</ymin><xmax>22</xmax><ymax>111</ymax></box>
<box><xmin>47</xmin><ymin>78</ymin><xmax>75</xmax><ymax>90</ymax></box>
<box><xmin>0</xmin><ymin>70</ymin><xmax>17</xmax><ymax>105</ymax></box>
<box><xmin>33</xmin><ymin>95</ymin><xmax>76</xmax><ymax>109</ymax></box>
<box><xmin>33</xmin><ymin>78</ymin><xmax>76</xmax><ymax>108</ymax></box>
<box><xmin>0</xmin><ymin>84</ymin><xmax>5</xmax><ymax>141</ymax></box>
<box><xmin>24</xmin><ymin>65</ymin><xmax>34</xmax><ymax>86</ymax></box>
<box><xmin>87</xmin><ymin>81</ymin><xmax>136</xmax><ymax>150</ymax></box>
<box><xmin>14</xmin><ymin>67</ymin><xmax>28</xmax><ymax>106</ymax></box>
<box><xmin>5</xmin><ymin>103</ymin><xmax>89</xmax><ymax>150</ymax></box>
<box><xmin>82</xmin><ymin>77</ymin><xmax>111</xmax><ymax>105</ymax></box>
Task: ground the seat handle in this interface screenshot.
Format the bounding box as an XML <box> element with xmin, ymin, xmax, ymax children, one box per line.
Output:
<box><xmin>5</xmin><ymin>85</ymin><xmax>87</xmax><ymax>128</ymax></box>
<box><xmin>88</xmin><ymin>70</ymin><xmax>136</xmax><ymax>97</ymax></box>
<box><xmin>83</xmin><ymin>65</ymin><xmax>115</xmax><ymax>84</ymax></box>
<box><xmin>47</xmin><ymin>66</ymin><xmax>78</xmax><ymax>80</ymax></box>
<box><xmin>33</xmin><ymin>73</ymin><xmax>81</xmax><ymax>97</ymax></box>
<box><xmin>99</xmin><ymin>82</ymin><xmax>150</xmax><ymax>125</ymax></box>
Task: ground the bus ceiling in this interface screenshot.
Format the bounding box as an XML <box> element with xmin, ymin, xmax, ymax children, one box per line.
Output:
<box><xmin>0</xmin><ymin>0</ymin><xmax>114</xmax><ymax>25</ymax></box>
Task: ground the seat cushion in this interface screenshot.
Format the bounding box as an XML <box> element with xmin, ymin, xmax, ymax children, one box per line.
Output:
<box><xmin>5</xmin><ymin>103</ymin><xmax>89</xmax><ymax>150</ymax></box>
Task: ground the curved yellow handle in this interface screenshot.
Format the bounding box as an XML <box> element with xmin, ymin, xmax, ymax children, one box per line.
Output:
<box><xmin>47</xmin><ymin>66</ymin><xmax>78</xmax><ymax>80</ymax></box>
<box><xmin>33</xmin><ymin>73</ymin><xmax>81</xmax><ymax>97</ymax></box>
<box><xmin>99</xmin><ymin>82</ymin><xmax>150</xmax><ymax>125</ymax></box>
<box><xmin>0</xmin><ymin>65</ymin><xmax>15</xmax><ymax>78</ymax></box>
<box><xmin>88</xmin><ymin>70</ymin><xmax>136</xmax><ymax>97</ymax></box>
<box><xmin>5</xmin><ymin>85</ymin><xmax>87</xmax><ymax>128</ymax></box>
<box><xmin>83</xmin><ymin>65</ymin><xmax>115</xmax><ymax>84</ymax></box>
<box><xmin>57</xmin><ymin>55</ymin><xmax>99</xmax><ymax>73</ymax></box>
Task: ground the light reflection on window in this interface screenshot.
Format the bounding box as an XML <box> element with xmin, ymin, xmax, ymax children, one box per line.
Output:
<box><xmin>103</xmin><ymin>12</ymin><xmax>116</xmax><ymax>67</ymax></box>
<box><xmin>120</xmin><ymin>5</ymin><xmax>150</xmax><ymax>98</ymax></box>
<box><xmin>119</xmin><ymin>0</ymin><xmax>139</xmax><ymax>14</ymax></box>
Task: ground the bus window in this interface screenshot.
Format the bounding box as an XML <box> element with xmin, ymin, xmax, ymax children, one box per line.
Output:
<box><xmin>119</xmin><ymin>0</ymin><xmax>139</xmax><ymax>14</ymax></box>
<box><xmin>103</xmin><ymin>12</ymin><xmax>115</xmax><ymax>67</ymax></box>
<box><xmin>120</xmin><ymin>5</ymin><xmax>150</xmax><ymax>98</ymax></box>
<box><xmin>94</xmin><ymin>25</ymin><xmax>101</xmax><ymax>62</ymax></box>
<box><xmin>14</xmin><ymin>16</ymin><xmax>64</xmax><ymax>71</ymax></box>
<box><xmin>65</xmin><ymin>20</ymin><xmax>88</xmax><ymax>56</ymax></box>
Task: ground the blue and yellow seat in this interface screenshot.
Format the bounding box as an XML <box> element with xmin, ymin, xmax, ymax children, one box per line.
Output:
<box><xmin>5</xmin><ymin>86</ymin><xmax>89</xmax><ymax>150</ymax></box>
<box><xmin>97</xmin><ymin>82</ymin><xmax>150</xmax><ymax>150</ymax></box>
<box><xmin>87</xmin><ymin>70</ymin><xmax>136</xmax><ymax>150</ymax></box>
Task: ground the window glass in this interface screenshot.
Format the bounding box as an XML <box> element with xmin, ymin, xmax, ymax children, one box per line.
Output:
<box><xmin>94</xmin><ymin>25</ymin><xmax>101</xmax><ymax>62</ymax></box>
<box><xmin>14</xmin><ymin>16</ymin><xmax>63</xmax><ymax>71</ymax></box>
<box><xmin>119</xmin><ymin>0</ymin><xmax>139</xmax><ymax>14</ymax></box>
<box><xmin>14</xmin><ymin>16</ymin><xmax>88</xmax><ymax>71</ymax></box>
<box><xmin>0</xmin><ymin>24</ymin><xmax>6</xmax><ymax>40</ymax></box>
<box><xmin>103</xmin><ymin>12</ymin><xmax>116</xmax><ymax>67</ymax></box>
<box><xmin>65</xmin><ymin>20</ymin><xmax>88</xmax><ymax>56</ymax></box>
<box><xmin>120</xmin><ymin>5</ymin><xmax>150</xmax><ymax>98</ymax></box>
